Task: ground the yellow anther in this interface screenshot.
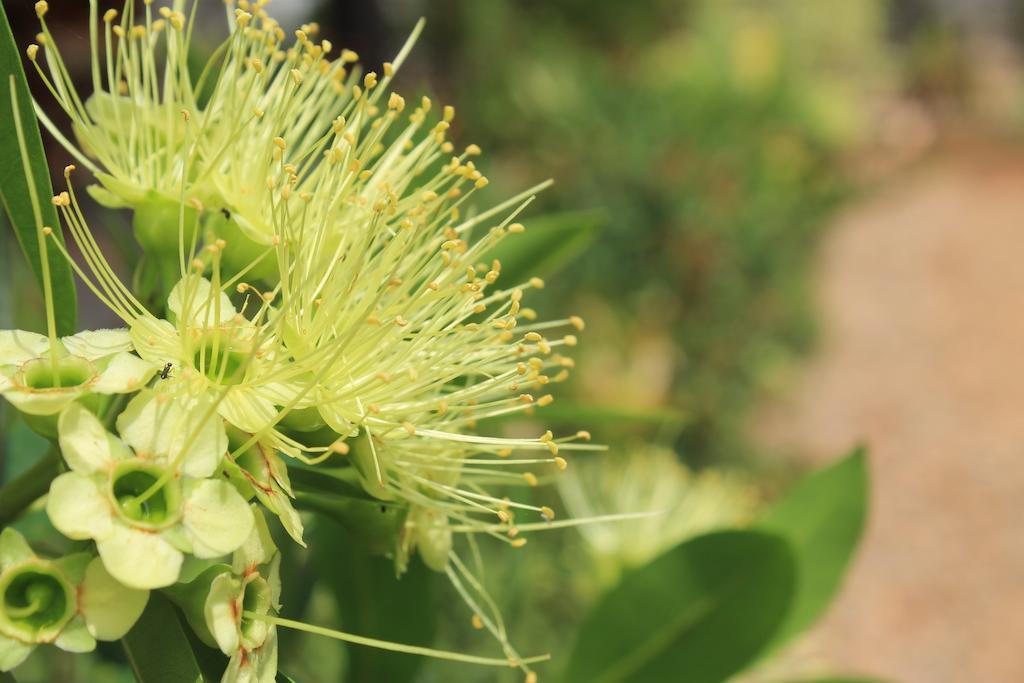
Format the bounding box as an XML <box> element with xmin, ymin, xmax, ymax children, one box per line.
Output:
<box><xmin>383</xmin><ymin>61</ymin><xmax>394</xmax><ymax>77</ymax></box>
<box><xmin>519</xmin><ymin>394</ymin><xmax>535</xmax><ymax>404</ymax></box>
<box><xmin>103</xmin><ymin>9</ymin><xmax>118</xmax><ymax>22</ymax></box>
<box><xmin>62</xmin><ymin>165</ymin><xmax>75</xmax><ymax>178</ymax></box>
<box><xmin>388</xmin><ymin>92</ymin><xmax>405</xmax><ymax>111</ymax></box>
<box><xmin>234</xmin><ymin>9</ymin><xmax>252</xmax><ymax>26</ymax></box>
<box><xmin>474</xmin><ymin>177</ymin><xmax>489</xmax><ymax>189</ymax></box>
<box><xmin>563</xmin><ymin>334</ymin><xmax>578</xmax><ymax>346</ymax></box>
<box><xmin>26</xmin><ymin>44</ymin><xmax>38</xmax><ymax>61</ymax></box>
<box><xmin>576</xmin><ymin>430</ymin><xmax>591</xmax><ymax>441</ymax></box>
<box><xmin>524</xmin><ymin>332</ymin><xmax>542</xmax><ymax>342</ymax></box>
<box><xmin>273</xmin><ymin>136</ymin><xmax>286</xmax><ymax>150</ymax></box>
<box><xmin>34</xmin><ymin>2</ymin><xmax>48</xmax><ymax>18</ymax></box>
<box><xmin>289</xmin><ymin>68</ymin><xmax>303</xmax><ymax>85</ymax></box>
<box><xmin>537</xmin><ymin>394</ymin><xmax>554</xmax><ymax>407</ymax></box>
<box><xmin>508</xmin><ymin>223</ymin><xmax>525</xmax><ymax>233</ymax></box>
<box><xmin>540</xmin><ymin>506</ymin><xmax>555</xmax><ymax>521</ymax></box>
<box><xmin>421</xmin><ymin>190</ymin><xmax>438</xmax><ymax>202</ymax></box>
<box><xmin>523</xmin><ymin>472</ymin><xmax>538</xmax><ymax>487</ymax></box>
<box><xmin>554</xmin><ymin>456</ymin><xmax>568</xmax><ymax>471</ymax></box>
<box><xmin>471</xmin><ymin>614</ymin><xmax>484</xmax><ymax>630</ymax></box>
<box><xmin>569</xmin><ymin>315</ymin><xmax>585</xmax><ymax>331</ymax></box>
<box><xmin>443</xmin><ymin>105</ymin><xmax>455</xmax><ymax>122</ymax></box>
<box><xmin>420</xmin><ymin>96</ymin><xmax>432</xmax><ymax>111</ymax></box>
<box><xmin>363</xmin><ymin>72</ymin><xmax>377</xmax><ymax>88</ymax></box>
<box><xmin>340</xmin><ymin>48</ymin><xmax>358</xmax><ymax>62</ymax></box>
<box><xmin>511</xmin><ymin>538</ymin><xmax>528</xmax><ymax>548</ymax></box>
<box><xmin>526</xmin><ymin>673</ymin><xmax>538</xmax><ymax>683</ymax></box>
<box><xmin>529</xmin><ymin>277</ymin><xmax>545</xmax><ymax>288</ymax></box>
<box><xmin>466</xmin><ymin>144</ymin><xmax>481</xmax><ymax>155</ymax></box>
<box><xmin>402</xmin><ymin>421</ymin><xmax>416</xmax><ymax>436</ymax></box>
<box><xmin>330</xmin><ymin>440</ymin><xmax>350</xmax><ymax>455</ymax></box>
<box><xmin>41</xmin><ymin>226</ymin><xmax>52</xmax><ymax>236</ymax></box>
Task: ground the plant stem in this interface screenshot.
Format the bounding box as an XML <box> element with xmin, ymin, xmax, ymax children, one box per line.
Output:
<box><xmin>0</xmin><ymin>450</ymin><xmax>61</xmax><ymax>527</ymax></box>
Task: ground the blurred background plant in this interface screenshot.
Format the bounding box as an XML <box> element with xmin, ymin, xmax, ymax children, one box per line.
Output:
<box><xmin>3</xmin><ymin>0</ymin><xmax>1016</xmax><ymax>681</ymax></box>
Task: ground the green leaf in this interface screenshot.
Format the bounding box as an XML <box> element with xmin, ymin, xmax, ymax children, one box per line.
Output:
<box><xmin>563</xmin><ymin>530</ymin><xmax>796</xmax><ymax>683</ymax></box>
<box><xmin>0</xmin><ymin>1</ymin><xmax>77</xmax><ymax>335</ymax></box>
<box><xmin>757</xmin><ymin>447</ymin><xmax>868</xmax><ymax>653</ymax></box>
<box><xmin>122</xmin><ymin>592</ymin><xmax>221</xmax><ymax>683</ymax></box>
<box><xmin>481</xmin><ymin>209</ymin><xmax>603</xmax><ymax>285</ymax></box>
<box><xmin>311</xmin><ymin>517</ymin><xmax>437</xmax><ymax>683</ymax></box>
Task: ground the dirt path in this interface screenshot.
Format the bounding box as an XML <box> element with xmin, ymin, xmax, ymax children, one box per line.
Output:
<box><xmin>754</xmin><ymin>148</ymin><xmax>1024</xmax><ymax>683</ymax></box>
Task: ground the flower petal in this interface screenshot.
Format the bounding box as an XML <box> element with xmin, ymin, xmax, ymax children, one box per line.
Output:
<box><xmin>3</xmin><ymin>386</ymin><xmax>83</xmax><ymax>416</ymax></box>
<box><xmin>91</xmin><ymin>352</ymin><xmax>158</xmax><ymax>394</ymax></box>
<box><xmin>129</xmin><ymin>317</ymin><xmax>179</xmax><ymax>366</ymax></box>
<box><xmin>182</xmin><ymin>479</ymin><xmax>254</xmax><ymax>559</ymax></box>
<box><xmin>231</xmin><ymin>506</ymin><xmax>276</xmax><ymax>573</ymax></box>
<box><xmin>220</xmin><ymin>391</ymin><xmax>276</xmax><ymax>435</ymax></box>
<box><xmin>117</xmin><ymin>389</ymin><xmax>227</xmax><ymax>477</ymax></box>
<box><xmin>167</xmin><ymin>275</ymin><xmax>237</xmax><ymax>327</ymax></box>
<box><xmin>58</xmin><ymin>403</ymin><xmax>128</xmax><ymax>473</ymax></box>
<box><xmin>61</xmin><ymin>329</ymin><xmax>132</xmax><ymax>360</ymax></box>
<box><xmin>205</xmin><ymin>573</ymin><xmax>241</xmax><ymax>655</ymax></box>
<box><xmin>46</xmin><ymin>473</ymin><xmax>114</xmax><ymax>541</ymax></box>
<box><xmin>79</xmin><ymin>557</ymin><xmax>149</xmax><ymax>640</ymax></box>
<box><xmin>0</xmin><ymin>330</ymin><xmax>48</xmax><ymax>365</ymax></box>
<box><xmin>0</xmin><ymin>634</ymin><xmax>34</xmax><ymax>672</ymax></box>
<box><xmin>96</xmin><ymin>525</ymin><xmax>183</xmax><ymax>589</ymax></box>
<box><xmin>0</xmin><ymin>528</ymin><xmax>34</xmax><ymax>571</ymax></box>
<box><xmin>54</xmin><ymin>615</ymin><xmax>96</xmax><ymax>654</ymax></box>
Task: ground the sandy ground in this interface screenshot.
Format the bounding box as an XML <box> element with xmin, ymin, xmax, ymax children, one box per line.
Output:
<box><xmin>753</xmin><ymin>147</ymin><xmax>1024</xmax><ymax>683</ymax></box>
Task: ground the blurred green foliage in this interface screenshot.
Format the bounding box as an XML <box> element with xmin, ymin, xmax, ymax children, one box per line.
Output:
<box><xmin>405</xmin><ymin>0</ymin><xmax>891</xmax><ymax>464</ymax></box>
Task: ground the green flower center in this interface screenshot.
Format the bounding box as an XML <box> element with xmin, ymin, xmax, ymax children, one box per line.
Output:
<box><xmin>0</xmin><ymin>562</ymin><xmax>75</xmax><ymax>642</ymax></box>
<box><xmin>110</xmin><ymin>461</ymin><xmax>183</xmax><ymax>529</ymax></box>
<box><xmin>192</xmin><ymin>331</ymin><xmax>249</xmax><ymax>386</ymax></box>
<box><xmin>21</xmin><ymin>356</ymin><xmax>93</xmax><ymax>390</ymax></box>
<box><xmin>239</xmin><ymin>574</ymin><xmax>272</xmax><ymax>650</ymax></box>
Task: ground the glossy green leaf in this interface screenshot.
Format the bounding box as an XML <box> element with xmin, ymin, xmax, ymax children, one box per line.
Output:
<box><xmin>563</xmin><ymin>530</ymin><xmax>796</xmax><ymax>683</ymax></box>
<box><xmin>757</xmin><ymin>447</ymin><xmax>868</xmax><ymax>653</ymax></box>
<box><xmin>0</xmin><ymin>0</ymin><xmax>77</xmax><ymax>335</ymax></box>
<box><xmin>481</xmin><ymin>209</ymin><xmax>603</xmax><ymax>285</ymax></box>
<box><xmin>122</xmin><ymin>592</ymin><xmax>217</xmax><ymax>683</ymax></box>
<box><xmin>311</xmin><ymin>517</ymin><xmax>437</xmax><ymax>683</ymax></box>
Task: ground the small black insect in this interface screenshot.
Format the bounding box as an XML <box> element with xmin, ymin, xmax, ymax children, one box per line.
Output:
<box><xmin>220</xmin><ymin>208</ymin><xmax>231</xmax><ymax>220</ymax></box>
<box><xmin>159</xmin><ymin>362</ymin><xmax>173</xmax><ymax>380</ymax></box>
